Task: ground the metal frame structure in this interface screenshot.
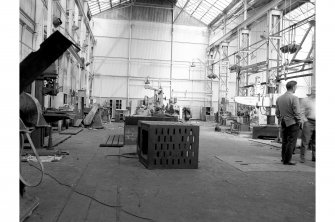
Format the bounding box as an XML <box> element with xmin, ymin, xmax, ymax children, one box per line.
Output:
<box><xmin>86</xmin><ymin>0</ymin><xmax>315</xmax><ymax>117</ymax></box>
<box><xmin>88</xmin><ymin>0</ymin><xmax>132</xmax><ymax>15</ymax></box>
<box><xmin>217</xmin><ymin>43</ymin><xmax>229</xmax><ymax>112</ymax></box>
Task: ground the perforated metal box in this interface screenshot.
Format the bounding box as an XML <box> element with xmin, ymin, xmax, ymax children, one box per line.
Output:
<box><xmin>137</xmin><ymin>121</ymin><xmax>199</xmax><ymax>169</ymax></box>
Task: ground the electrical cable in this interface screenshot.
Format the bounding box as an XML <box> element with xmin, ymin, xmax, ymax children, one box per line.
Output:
<box><xmin>105</xmin><ymin>153</ymin><xmax>138</xmax><ymax>159</ymax></box>
<box><xmin>27</xmin><ymin>163</ymin><xmax>155</xmax><ymax>221</ymax></box>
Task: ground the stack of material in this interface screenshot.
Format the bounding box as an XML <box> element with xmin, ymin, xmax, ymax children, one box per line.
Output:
<box><xmin>83</xmin><ymin>104</ymin><xmax>99</xmax><ymax>125</ymax></box>
<box><xmin>83</xmin><ymin>104</ymin><xmax>103</xmax><ymax>129</ymax></box>
<box><xmin>91</xmin><ymin>109</ymin><xmax>103</xmax><ymax>129</ymax></box>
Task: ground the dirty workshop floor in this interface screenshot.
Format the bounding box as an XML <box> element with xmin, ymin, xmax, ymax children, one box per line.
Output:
<box><xmin>21</xmin><ymin>121</ymin><xmax>315</xmax><ymax>222</ymax></box>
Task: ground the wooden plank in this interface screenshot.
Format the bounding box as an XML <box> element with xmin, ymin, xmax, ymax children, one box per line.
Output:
<box><xmin>43</xmin><ymin>134</ymin><xmax>71</xmax><ymax>147</ymax></box>
<box><xmin>59</xmin><ymin>128</ymin><xmax>83</xmax><ymax>135</ymax></box>
<box><xmin>107</xmin><ymin>135</ymin><xmax>115</xmax><ymax>145</ymax></box>
<box><xmin>99</xmin><ymin>135</ymin><xmax>124</xmax><ymax>147</ymax></box>
<box><xmin>91</xmin><ymin>109</ymin><xmax>104</xmax><ymax>129</ymax></box>
<box><xmin>112</xmin><ymin>135</ymin><xmax>119</xmax><ymax>146</ymax></box>
<box><xmin>118</xmin><ymin>135</ymin><xmax>124</xmax><ymax>146</ymax></box>
<box><xmin>83</xmin><ymin>104</ymin><xmax>98</xmax><ymax>125</ymax></box>
<box><xmin>100</xmin><ymin>135</ymin><xmax>113</xmax><ymax>147</ymax></box>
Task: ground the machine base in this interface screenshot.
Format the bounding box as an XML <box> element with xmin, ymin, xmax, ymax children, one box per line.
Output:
<box><xmin>252</xmin><ymin>125</ymin><xmax>280</xmax><ymax>139</ymax></box>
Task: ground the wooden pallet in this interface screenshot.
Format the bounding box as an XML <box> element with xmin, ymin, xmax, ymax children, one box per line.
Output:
<box><xmin>100</xmin><ymin>135</ymin><xmax>124</xmax><ymax>147</ymax></box>
<box><xmin>59</xmin><ymin>128</ymin><xmax>83</xmax><ymax>135</ymax></box>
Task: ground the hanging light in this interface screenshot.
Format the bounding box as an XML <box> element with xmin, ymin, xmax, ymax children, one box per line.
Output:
<box><xmin>207</xmin><ymin>73</ymin><xmax>218</xmax><ymax>79</ymax></box>
<box><xmin>53</xmin><ymin>17</ymin><xmax>62</xmax><ymax>28</ymax></box>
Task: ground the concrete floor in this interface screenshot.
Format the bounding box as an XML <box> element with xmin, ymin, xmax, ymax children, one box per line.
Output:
<box><xmin>21</xmin><ymin>121</ymin><xmax>315</xmax><ymax>222</ymax></box>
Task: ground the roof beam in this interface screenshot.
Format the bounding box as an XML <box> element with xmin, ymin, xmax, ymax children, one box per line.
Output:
<box><xmin>209</xmin><ymin>0</ymin><xmax>241</xmax><ymax>28</ymax></box>
<box><xmin>97</xmin><ymin>0</ymin><xmax>101</xmax><ymax>13</ymax></box>
<box><xmin>209</xmin><ymin>0</ymin><xmax>283</xmax><ymax>49</ymax></box>
<box><xmin>191</xmin><ymin>0</ymin><xmax>204</xmax><ymax>16</ymax></box>
<box><xmin>173</xmin><ymin>0</ymin><xmax>191</xmax><ymax>23</ymax></box>
<box><xmin>199</xmin><ymin>0</ymin><xmax>219</xmax><ymax>20</ymax></box>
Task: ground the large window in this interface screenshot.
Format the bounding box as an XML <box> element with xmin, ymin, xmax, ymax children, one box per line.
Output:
<box><xmin>116</xmin><ymin>100</ymin><xmax>122</xmax><ymax>109</ymax></box>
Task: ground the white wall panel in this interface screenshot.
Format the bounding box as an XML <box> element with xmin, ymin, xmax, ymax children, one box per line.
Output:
<box><xmin>130</xmin><ymin>61</ymin><xmax>170</xmax><ymax>78</ymax></box>
<box><xmin>20</xmin><ymin>0</ymin><xmax>35</xmax><ymax>20</ymax></box>
<box><xmin>92</xmin><ymin>11</ymin><xmax>210</xmax><ymax>107</ymax></box>
<box><xmin>21</xmin><ymin>45</ymin><xmax>33</xmax><ymax>60</ymax></box>
<box><xmin>94</xmin><ymin>59</ymin><xmax>128</xmax><ymax>76</ymax></box>
<box><xmin>172</xmin><ymin>63</ymin><xmax>206</xmax><ymax>80</ymax></box>
<box><xmin>209</xmin><ymin>29</ymin><xmax>224</xmax><ymax>46</ymax></box>
<box><xmin>129</xmin><ymin>79</ymin><xmax>170</xmax><ymax>99</ymax></box>
<box><xmin>94</xmin><ymin>37</ymin><xmax>129</xmax><ymax>58</ymax></box>
<box><xmin>172</xmin><ymin>64</ymin><xmax>189</xmax><ymax>80</ymax></box>
<box><xmin>172</xmin><ymin>43</ymin><xmax>207</xmax><ymax>62</ymax></box>
<box><xmin>92</xmin><ymin>18</ymin><xmax>129</xmax><ymax>37</ymax></box>
<box><xmin>92</xmin><ymin>76</ymin><xmax>127</xmax><ymax>97</ymax></box>
<box><xmin>132</xmin><ymin>21</ymin><xmax>171</xmax><ymax>41</ymax></box>
<box><xmin>172</xmin><ymin>81</ymin><xmax>193</xmax><ymax>92</ymax></box>
<box><xmin>131</xmin><ymin>39</ymin><xmax>171</xmax><ymax>60</ymax></box>
<box><xmin>173</xmin><ymin>25</ymin><xmax>208</xmax><ymax>44</ymax></box>
<box><xmin>22</xmin><ymin>29</ymin><xmax>33</xmax><ymax>48</ymax></box>
<box><xmin>129</xmin><ymin>84</ymin><xmax>150</xmax><ymax>99</ymax></box>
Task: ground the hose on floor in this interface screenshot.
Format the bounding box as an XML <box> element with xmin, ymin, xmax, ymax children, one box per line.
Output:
<box><xmin>20</xmin><ymin>131</ymin><xmax>44</xmax><ymax>187</ymax></box>
<box><xmin>27</xmin><ymin>163</ymin><xmax>155</xmax><ymax>222</ymax></box>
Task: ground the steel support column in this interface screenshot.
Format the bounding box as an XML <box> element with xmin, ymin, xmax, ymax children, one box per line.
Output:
<box><xmin>170</xmin><ymin>5</ymin><xmax>174</xmax><ymax>98</ymax></box>
<box><xmin>127</xmin><ymin>5</ymin><xmax>133</xmax><ymax>105</ymax></box>
<box><xmin>218</xmin><ymin>43</ymin><xmax>229</xmax><ymax>113</ymax></box>
<box><xmin>266</xmin><ymin>9</ymin><xmax>283</xmax><ymax>124</ymax></box>
<box><xmin>311</xmin><ymin>24</ymin><xmax>315</xmax><ymax>87</ymax></box>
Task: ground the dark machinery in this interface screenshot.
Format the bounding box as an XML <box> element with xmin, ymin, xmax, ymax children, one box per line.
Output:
<box><xmin>20</xmin><ymin>30</ymin><xmax>73</xmax><ymax>221</ymax></box>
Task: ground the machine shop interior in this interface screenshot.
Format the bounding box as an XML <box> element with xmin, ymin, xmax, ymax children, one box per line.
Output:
<box><xmin>4</xmin><ymin>0</ymin><xmax>334</xmax><ymax>221</ymax></box>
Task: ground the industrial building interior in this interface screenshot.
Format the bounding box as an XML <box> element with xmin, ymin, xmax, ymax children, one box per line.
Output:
<box><xmin>4</xmin><ymin>0</ymin><xmax>333</xmax><ymax>221</ymax></box>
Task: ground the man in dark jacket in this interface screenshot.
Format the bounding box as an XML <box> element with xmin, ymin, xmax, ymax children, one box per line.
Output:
<box><xmin>276</xmin><ymin>81</ymin><xmax>303</xmax><ymax>165</ymax></box>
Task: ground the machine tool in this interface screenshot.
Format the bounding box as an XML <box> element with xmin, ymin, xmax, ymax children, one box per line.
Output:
<box><xmin>20</xmin><ymin>30</ymin><xmax>74</xmax><ymax>221</ymax></box>
<box><xmin>234</xmin><ymin>77</ymin><xmax>280</xmax><ymax>139</ymax></box>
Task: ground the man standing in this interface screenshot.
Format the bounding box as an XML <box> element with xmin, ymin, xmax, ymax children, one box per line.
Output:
<box><xmin>300</xmin><ymin>87</ymin><xmax>316</xmax><ymax>163</ymax></box>
<box><xmin>276</xmin><ymin>81</ymin><xmax>303</xmax><ymax>165</ymax></box>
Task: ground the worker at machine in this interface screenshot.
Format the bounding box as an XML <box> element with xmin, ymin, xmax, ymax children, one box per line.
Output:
<box><xmin>300</xmin><ymin>87</ymin><xmax>316</xmax><ymax>163</ymax></box>
<box><xmin>275</xmin><ymin>80</ymin><xmax>303</xmax><ymax>165</ymax></box>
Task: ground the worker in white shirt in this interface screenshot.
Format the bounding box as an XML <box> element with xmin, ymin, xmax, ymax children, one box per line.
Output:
<box><xmin>300</xmin><ymin>87</ymin><xmax>316</xmax><ymax>163</ymax></box>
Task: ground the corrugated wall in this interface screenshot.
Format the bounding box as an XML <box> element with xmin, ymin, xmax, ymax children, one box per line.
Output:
<box><xmin>91</xmin><ymin>4</ymin><xmax>209</xmax><ymax>119</ymax></box>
